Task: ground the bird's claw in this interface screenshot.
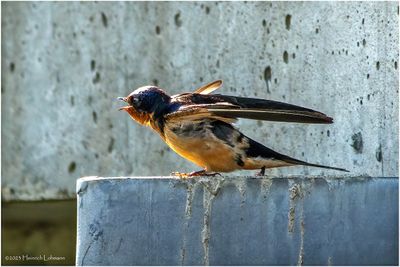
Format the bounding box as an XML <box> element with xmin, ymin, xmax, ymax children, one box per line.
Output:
<box><xmin>205</xmin><ymin>172</ymin><xmax>222</xmax><ymax>177</ymax></box>
<box><xmin>171</xmin><ymin>170</ymin><xmax>222</xmax><ymax>178</ymax></box>
<box><xmin>170</xmin><ymin>172</ymin><xmax>190</xmax><ymax>179</ymax></box>
<box><xmin>255</xmin><ymin>166</ymin><xmax>266</xmax><ymax>176</ymax></box>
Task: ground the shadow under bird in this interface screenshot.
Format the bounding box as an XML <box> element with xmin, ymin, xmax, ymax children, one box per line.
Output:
<box><xmin>118</xmin><ymin>80</ymin><xmax>348</xmax><ymax>177</ymax></box>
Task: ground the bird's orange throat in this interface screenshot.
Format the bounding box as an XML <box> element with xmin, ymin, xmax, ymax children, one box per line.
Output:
<box><xmin>120</xmin><ymin>106</ymin><xmax>151</xmax><ymax>126</ymax></box>
<box><xmin>119</xmin><ymin>106</ymin><xmax>165</xmax><ymax>138</ymax></box>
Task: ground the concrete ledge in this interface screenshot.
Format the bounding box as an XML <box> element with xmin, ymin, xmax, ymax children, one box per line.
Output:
<box><xmin>76</xmin><ymin>176</ymin><xmax>398</xmax><ymax>265</ymax></box>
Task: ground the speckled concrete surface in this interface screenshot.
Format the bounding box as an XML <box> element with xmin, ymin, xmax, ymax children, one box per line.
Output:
<box><xmin>2</xmin><ymin>2</ymin><xmax>399</xmax><ymax>200</ymax></box>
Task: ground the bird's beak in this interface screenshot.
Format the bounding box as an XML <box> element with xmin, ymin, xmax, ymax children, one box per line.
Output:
<box><xmin>117</xmin><ymin>97</ymin><xmax>130</xmax><ymax>111</ymax></box>
<box><xmin>119</xmin><ymin>106</ymin><xmax>131</xmax><ymax>111</ymax></box>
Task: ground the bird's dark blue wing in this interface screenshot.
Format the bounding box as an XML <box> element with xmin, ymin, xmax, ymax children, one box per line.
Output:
<box><xmin>169</xmin><ymin>93</ymin><xmax>333</xmax><ymax>124</ymax></box>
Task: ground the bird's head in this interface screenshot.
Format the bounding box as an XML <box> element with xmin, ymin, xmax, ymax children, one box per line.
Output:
<box><xmin>118</xmin><ymin>86</ymin><xmax>171</xmax><ymax>126</ymax></box>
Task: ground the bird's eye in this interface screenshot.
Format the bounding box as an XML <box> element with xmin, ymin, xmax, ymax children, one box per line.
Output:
<box><xmin>132</xmin><ymin>97</ymin><xmax>141</xmax><ymax>106</ymax></box>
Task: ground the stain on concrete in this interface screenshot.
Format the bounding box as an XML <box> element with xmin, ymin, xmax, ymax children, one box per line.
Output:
<box><xmin>351</xmin><ymin>132</ymin><xmax>363</xmax><ymax>154</ymax></box>
<box><xmin>108</xmin><ymin>137</ymin><xmax>115</xmax><ymax>153</ymax></box>
<box><xmin>184</xmin><ymin>181</ymin><xmax>195</xmax><ymax>218</ymax></box>
<box><xmin>9</xmin><ymin>62</ymin><xmax>15</xmax><ymax>72</ymax></box>
<box><xmin>92</xmin><ymin>111</ymin><xmax>97</xmax><ymax>123</ymax></box>
<box><xmin>328</xmin><ymin>256</ymin><xmax>333</xmax><ymax>265</ymax></box>
<box><xmin>288</xmin><ymin>181</ymin><xmax>302</xmax><ymax>233</ymax></box>
<box><xmin>68</xmin><ymin>162</ymin><xmax>76</xmax><ymax>173</ymax></box>
<box><xmin>375</xmin><ymin>144</ymin><xmax>382</xmax><ymax>162</ymax></box>
<box><xmin>101</xmin><ymin>12</ymin><xmax>108</xmax><ymax>28</ymax></box>
<box><xmin>114</xmin><ymin>238</ymin><xmax>123</xmax><ymax>254</ymax></box>
<box><xmin>260</xmin><ymin>178</ymin><xmax>273</xmax><ymax>200</ymax></box>
<box><xmin>91</xmin><ymin>60</ymin><xmax>96</xmax><ymax>71</ymax></box>
<box><xmin>232</xmin><ymin>178</ymin><xmax>246</xmax><ymax>206</ymax></box>
<box><xmin>202</xmin><ymin>189</ymin><xmax>212</xmax><ymax>266</ymax></box>
<box><xmin>200</xmin><ymin>178</ymin><xmax>224</xmax><ymax>266</ymax></box>
<box><xmin>283</xmin><ymin>51</ymin><xmax>289</xmax><ymax>63</ymax></box>
<box><xmin>285</xmin><ymin>14</ymin><xmax>291</xmax><ymax>30</ymax></box>
<box><xmin>89</xmin><ymin>221</ymin><xmax>103</xmax><ymax>240</ymax></box>
<box><xmin>264</xmin><ymin>66</ymin><xmax>272</xmax><ymax>93</ymax></box>
<box><xmin>92</xmin><ymin>72</ymin><xmax>100</xmax><ymax>84</ymax></box>
<box><xmin>297</xmin><ymin>204</ymin><xmax>305</xmax><ymax>266</ymax></box>
<box><xmin>174</xmin><ymin>12</ymin><xmax>182</xmax><ymax>27</ymax></box>
<box><xmin>180</xmin><ymin>179</ymin><xmax>198</xmax><ymax>265</ymax></box>
<box><xmin>180</xmin><ymin>180</ymin><xmax>197</xmax><ymax>264</ymax></box>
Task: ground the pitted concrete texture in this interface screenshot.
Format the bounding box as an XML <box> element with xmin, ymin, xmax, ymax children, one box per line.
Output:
<box><xmin>75</xmin><ymin>176</ymin><xmax>398</xmax><ymax>266</ymax></box>
<box><xmin>2</xmin><ymin>2</ymin><xmax>399</xmax><ymax>200</ymax></box>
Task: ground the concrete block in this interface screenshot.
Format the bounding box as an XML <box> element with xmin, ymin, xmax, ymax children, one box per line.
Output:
<box><xmin>76</xmin><ymin>176</ymin><xmax>398</xmax><ymax>265</ymax></box>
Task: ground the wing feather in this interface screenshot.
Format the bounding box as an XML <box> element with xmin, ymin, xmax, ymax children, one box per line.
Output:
<box><xmin>168</xmin><ymin>93</ymin><xmax>333</xmax><ymax>124</ymax></box>
<box><xmin>165</xmin><ymin>104</ymin><xmax>237</xmax><ymax>124</ymax></box>
<box><xmin>194</xmin><ymin>80</ymin><xmax>223</xmax><ymax>94</ymax></box>
<box><xmin>206</xmin><ymin>95</ymin><xmax>333</xmax><ymax>123</ymax></box>
<box><xmin>208</xmin><ymin>108</ymin><xmax>333</xmax><ymax>123</ymax></box>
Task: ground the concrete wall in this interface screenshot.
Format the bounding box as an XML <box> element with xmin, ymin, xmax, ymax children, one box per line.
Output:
<box><xmin>2</xmin><ymin>2</ymin><xmax>399</xmax><ymax>200</ymax></box>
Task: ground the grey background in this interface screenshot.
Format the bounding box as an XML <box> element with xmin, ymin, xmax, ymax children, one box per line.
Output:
<box><xmin>2</xmin><ymin>2</ymin><xmax>399</xmax><ymax>200</ymax></box>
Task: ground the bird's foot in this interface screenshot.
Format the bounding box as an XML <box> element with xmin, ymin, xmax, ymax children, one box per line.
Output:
<box><xmin>171</xmin><ymin>170</ymin><xmax>221</xmax><ymax>179</ymax></box>
<box><xmin>189</xmin><ymin>170</ymin><xmax>222</xmax><ymax>177</ymax></box>
<box><xmin>170</xmin><ymin>172</ymin><xmax>191</xmax><ymax>179</ymax></box>
<box><xmin>256</xmin><ymin>166</ymin><xmax>266</xmax><ymax>176</ymax></box>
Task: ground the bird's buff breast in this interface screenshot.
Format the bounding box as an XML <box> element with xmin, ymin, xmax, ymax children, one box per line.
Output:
<box><xmin>163</xmin><ymin>124</ymin><xmax>239</xmax><ymax>172</ymax></box>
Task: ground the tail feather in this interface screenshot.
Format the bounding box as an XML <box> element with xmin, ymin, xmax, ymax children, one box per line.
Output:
<box><xmin>245</xmin><ymin>137</ymin><xmax>348</xmax><ymax>172</ymax></box>
<box><xmin>285</xmin><ymin>159</ymin><xmax>349</xmax><ymax>172</ymax></box>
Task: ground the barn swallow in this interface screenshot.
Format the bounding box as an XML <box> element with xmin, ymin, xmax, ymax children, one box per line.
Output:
<box><xmin>118</xmin><ymin>80</ymin><xmax>348</xmax><ymax>177</ymax></box>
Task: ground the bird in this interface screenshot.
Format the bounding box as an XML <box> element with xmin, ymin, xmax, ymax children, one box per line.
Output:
<box><xmin>118</xmin><ymin>80</ymin><xmax>348</xmax><ymax>177</ymax></box>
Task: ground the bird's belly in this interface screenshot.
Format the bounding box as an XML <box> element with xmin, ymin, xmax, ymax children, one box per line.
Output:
<box><xmin>164</xmin><ymin>127</ymin><xmax>239</xmax><ymax>172</ymax></box>
<box><xmin>243</xmin><ymin>157</ymin><xmax>292</xmax><ymax>169</ymax></box>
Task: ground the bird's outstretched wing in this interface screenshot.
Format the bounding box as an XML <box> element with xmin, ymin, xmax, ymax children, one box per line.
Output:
<box><xmin>193</xmin><ymin>80</ymin><xmax>223</xmax><ymax>95</ymax></box>
<box><xmin>165</xmin><ymin>104</ymin><xmax>238</xmax><ymax>124</ymax></box>
<box><xmin>167</xmin><ymin>93</ymin><xmax>333</xmax><ymax>124</ymax></box>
